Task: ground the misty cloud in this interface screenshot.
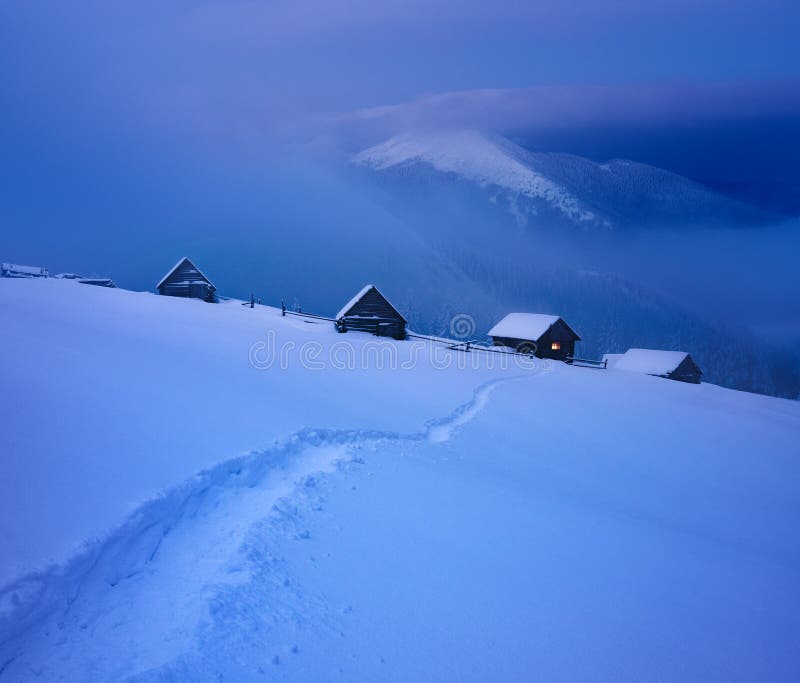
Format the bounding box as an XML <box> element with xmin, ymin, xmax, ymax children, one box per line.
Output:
<box><xmin>342</xmin><ymin>83</ymin><xmax>800</xmax><ymax>137</ymax></box>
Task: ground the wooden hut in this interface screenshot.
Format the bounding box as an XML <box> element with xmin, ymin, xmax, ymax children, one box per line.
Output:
<box><xmin>336</xmin><ymin>285</ymin><xmax>406</xmax><ymax>339</ymax></box>
<box><xmin>488</xmin><ymin>313</ymin><xmax>581</xmax><ymax>361</ymax></box>
<box><xmin>156</xmin><ymin>257</ymin><xmax>216</xmax><ymax>303</ymax></box>
<box><xmin>614</xmin><ymin>349</ymin><xmax>702</xmax><ymax>384</ymax></box>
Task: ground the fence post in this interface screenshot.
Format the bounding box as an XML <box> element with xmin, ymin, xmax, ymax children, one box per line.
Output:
<box><xmin>281</xmin><ymin>299</ymin><xmax>286</xmax><ymax>316</ymax></box>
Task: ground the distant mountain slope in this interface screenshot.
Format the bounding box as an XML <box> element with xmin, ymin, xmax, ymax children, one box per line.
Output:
<box><xmin>354</xmin><ymin>130</ymin><xmax>767</xmax><ymax>229</ymax></box>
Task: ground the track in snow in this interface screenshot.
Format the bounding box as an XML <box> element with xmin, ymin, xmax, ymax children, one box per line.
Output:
<box><xmin>0</xmin><ymin>373</ymin><xmax>536</xmax><ymax>680</ymax></box>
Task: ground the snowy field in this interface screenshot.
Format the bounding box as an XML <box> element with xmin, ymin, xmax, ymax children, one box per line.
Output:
<box><xmin>1</xmin><ymin>278</ymin><xmax>799</xmax><ymax>681</ymax></box>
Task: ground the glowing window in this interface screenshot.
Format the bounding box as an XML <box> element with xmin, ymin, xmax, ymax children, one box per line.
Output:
<box><xmin>551</xmin><ymin>342</ymin><xmax>561</xmax><ymax>351</ymax></box>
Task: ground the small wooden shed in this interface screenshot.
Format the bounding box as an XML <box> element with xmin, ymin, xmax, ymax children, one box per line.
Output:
<box><xmin>157</xmin><ymin>257</ymin><xmax>216</xmax><ymax>303</ymax></box>
<box><xmin>488</xmin><ymin>313</ymin><xmax>581</xmax><ymax>361</ymax></box>
<box><xmin>336</xmin><ymin>285</ymin><xmax>407</xmax><ymax>339</ymax></box>
<box><xmin>1</xmin><ymin>263</ymin><xmax>49</xmax><ymax>279</ymax></box>
<box><xmin>614</xmin><ymin>349</ymin><xmax>702</xmax><ymax>384</ymax></box>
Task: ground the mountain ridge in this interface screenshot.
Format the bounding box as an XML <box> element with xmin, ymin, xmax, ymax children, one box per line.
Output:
<box><xmin>354</xmin><ymin>130</ymin><xmax>768</xmax><ymax>229</ymax></box>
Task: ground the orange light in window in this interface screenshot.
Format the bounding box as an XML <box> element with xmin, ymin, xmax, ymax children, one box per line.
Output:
<box><xmin>551</xmin><ymin>342</ymin><xmax>561</xmax><ymax>351</ymax></box>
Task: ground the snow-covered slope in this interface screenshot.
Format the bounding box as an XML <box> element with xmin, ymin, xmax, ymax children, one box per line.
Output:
<box><xmin>1</xmin><ymin>277</ymin><xmax>799</xmax><ymax>681</ymax></box>
<box><xmin>0</xmin><ymin>278</ymin><xmax>518</xmax><ymax>587</ymax></box>
<box><xmin>354</xmin><ymin>130</ymin><xmax>765</xmax><ymax>229</ymax></box>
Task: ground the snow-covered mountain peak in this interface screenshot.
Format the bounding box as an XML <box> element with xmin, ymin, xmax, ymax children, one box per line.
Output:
<box><xmin>354</xmin><ymin>130</ymin><xmax>766</xmax><ymax>230</ymax></box>
<box><xmin>354</xmin><ymin>130</ymin><xmax>598</xmax><ymax>224</ymax></box>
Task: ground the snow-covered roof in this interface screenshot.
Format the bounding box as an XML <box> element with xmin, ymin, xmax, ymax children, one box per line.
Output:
<box><xmin>336</xmin><ymin>284</ymin><xmax>375</xmax><ymax>320</ymax></box>
<box><xmin>156</xmin><ymin>257</ymin><xmax>215</xmax><ymax>290</ymax></box>
<box><xmin>336</xmin><ymin>284</ymin><xmax>406</xmax><ymax>322</ymax></box>
<box><xmin>2</xmin><ymin>263</ymin><xmax>48</xmax><ymax>277</ymax></box>
<box><xmin>488</xmin><ymin>313</ymin><xmax>562</xmax><ymax>341</ymax></box>
<box><xmin>614</xmin><ymin>349</ymin><xmax>689</xmax><ymax>376</ymax></box>
<box><xmin>602</xmin><ymin>353</ymin><xmax>623</xmax><ymax>368</ymax></box>
<box><xmin>79</xmin><ymin>278</ymin><xmax>117</xmax><ymax>288</ymax></box>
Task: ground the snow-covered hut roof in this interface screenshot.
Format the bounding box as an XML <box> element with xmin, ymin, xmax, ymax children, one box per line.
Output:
<box><xmin>337</xmin><ymin>284</ymin><xmax>375</xmax><ymax>320</ymax></box>
<box><xmin>79</xmin><ymin>278</ymin><xmax>117</xmax><ymax>288</ymax></box>
<box><xmin>488</xmin><ymin>313</ymin><xmax>577</xmax><ymax>341</ymax></box>
<box><xmin>614</xmin><ymin>349</ymin><xmax>689</xmax><ymax>376</ymax></box>
<box><xmin>2</xmin><ymin>263</ymin><xmax>49</xmax><ymax>278</ymax></box>
<box><xmin>156</xmin><ymin>257</ymin><xmax>215</xmax><ymax>290</ymax></box>
<box><xmin>336</xmin><ymin>284</ymin><xmax>406</xmax><ymax>323</ymax></box>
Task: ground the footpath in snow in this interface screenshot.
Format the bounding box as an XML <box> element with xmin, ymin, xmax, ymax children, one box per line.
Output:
<box><xmin>2</xmin><ymin>366</ymin><xmax>799</xmax><ymax>681</ymax></box>
<box><xmin>0</xmin><ymin>374</ymin><xmax>533</xmax><ymax>680</ymax></box>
